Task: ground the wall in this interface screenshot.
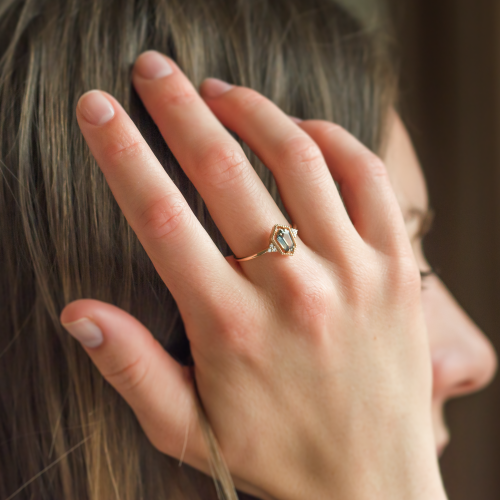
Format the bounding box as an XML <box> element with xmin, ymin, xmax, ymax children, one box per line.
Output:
<box><xmin>341</xmin><ymin>0</ymin><xmax>500</xmax><ymax>497</ymax></box>
<box><xmin>391</xmin><ymin>1</ymin><xmax>500</xmax><ymax>498</ymax></box>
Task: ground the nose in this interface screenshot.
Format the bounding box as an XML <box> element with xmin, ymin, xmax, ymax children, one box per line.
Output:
<box><xmin>422</xmin><ymin>275</ymin><xmax>498</xmax><ymax>401</ymax></box>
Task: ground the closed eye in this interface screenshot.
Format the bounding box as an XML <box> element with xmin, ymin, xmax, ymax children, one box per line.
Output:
<box><xmin>420</xmin><ymin>269</ymin><xmax>435</xmax><ymax>279</ymax></box>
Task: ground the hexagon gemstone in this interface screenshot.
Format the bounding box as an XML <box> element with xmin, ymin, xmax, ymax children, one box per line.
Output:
<box><xmin>276</xmin><ymin>228</ymin><xmax>295</xmax><ymax>252</ymax></box>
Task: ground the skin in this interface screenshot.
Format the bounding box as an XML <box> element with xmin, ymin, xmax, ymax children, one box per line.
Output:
<box><xmin>382</xmin><ymin>113</ymin><xmax>498</xmax><ymax>457</ymax></box>
<box><xmin>58</xmin><ymin>49</ymin><xmax>483</xmax><ymax>499</ymax></box>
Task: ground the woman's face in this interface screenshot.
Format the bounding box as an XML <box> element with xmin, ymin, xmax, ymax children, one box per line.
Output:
<box><xmin>383</xmin><ymin>111</ymin><xmax>498</xmax><ymax>456</ymax></box>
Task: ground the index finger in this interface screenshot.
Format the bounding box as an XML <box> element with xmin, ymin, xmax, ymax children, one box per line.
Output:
<box><xmin>76</xmin><ymin>89</ymin><xmax>235</xmax><ymax>307</ymax></box>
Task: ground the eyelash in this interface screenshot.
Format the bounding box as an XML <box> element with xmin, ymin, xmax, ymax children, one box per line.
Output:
<box><xmin>420</xmin><ymin>268</ymin><xmax>437</xmax><ymax>289</ymax></box>
<box><xmin>420</xmin><ymin>269</ymin><xmax>435</xmax><ymax>279</ymax></box>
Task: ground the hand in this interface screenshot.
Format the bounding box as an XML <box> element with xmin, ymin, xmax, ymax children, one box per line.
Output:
<box><xmin>60</xmin><ymin>50</ymin><xmax>447</xmax><ymax>500</ymax></box>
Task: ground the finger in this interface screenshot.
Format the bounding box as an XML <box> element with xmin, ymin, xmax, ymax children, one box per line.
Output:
<box><xmin>60</xmin><ymin>299</ymin><xmax>209</xmax><ymax>472</ymax></box>
<box><xmin>200</xmin><ymin>80</ymin><xmax>355</xmax><ymax>255</ymax></box>
<box><xmin>131</xmin><ymin>51</ymin><xmax>288</xmax><ymax>262</ymax></box>
<box><xmin>76</xmin><ymin>89</ymin><xmax>235</xmax><ymax>307</ymax></box>
<box><xmin>298</xmin><ymin>120</ymin><xmax>409</xmax><ymax>253</ymax></box>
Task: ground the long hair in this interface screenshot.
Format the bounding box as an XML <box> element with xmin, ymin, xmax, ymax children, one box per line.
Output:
<box><xmin>0</xmin><ymin>0</ymin><xmax>397</xmax><ymax>498</ymax></box>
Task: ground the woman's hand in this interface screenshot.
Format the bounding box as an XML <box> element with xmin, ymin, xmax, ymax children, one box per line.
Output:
<box><xmin>60</xmin><ymin>50</ymin><xmax>447</xmax><ymax>500</ymax></box>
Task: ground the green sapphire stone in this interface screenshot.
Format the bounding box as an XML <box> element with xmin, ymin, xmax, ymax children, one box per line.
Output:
<box><xmin>276</xmin><ymin>228</ymin><xmax>295</xmax><ymax>253</ymax></box>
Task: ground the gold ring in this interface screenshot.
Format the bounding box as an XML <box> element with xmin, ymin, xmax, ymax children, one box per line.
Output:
<box><xmin>235</xmin><ymin>224</ymin><xmax>298</xmax><ymax>262</ymax></box>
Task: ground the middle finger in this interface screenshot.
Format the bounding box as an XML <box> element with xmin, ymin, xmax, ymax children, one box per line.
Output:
<box><xmin>200</xmin><ymin>79</ymin><xmax>355</xmax><ymax>256</ymax></box>
<box><xmin>132</xmin><ymin>51</ymin><xmax>288</xmax><ymax>262</ymax></box>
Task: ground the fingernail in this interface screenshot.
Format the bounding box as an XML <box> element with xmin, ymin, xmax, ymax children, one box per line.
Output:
<box><xmin>62</xmin><ymin>318</ymin><xmax>103</xmax><ymax>348</ymax></box>
<box><xmin>201</xmin><ymin>78</ymin><xmax>233</xmax><ymax>98</ymax></box>
<box><xmin>289</xmin><ymin>116</ymin><xmax>303</xmax><ymax>123</ymax></box>
<box><xmin>78</xmin><ymin>91</ymin><xmax>115</xmax><ymax>125</ymax></box>
<box><xmin>135</xmin><ymin>51</ymin><xmax>173</xmax><ymax>79</ymax></box>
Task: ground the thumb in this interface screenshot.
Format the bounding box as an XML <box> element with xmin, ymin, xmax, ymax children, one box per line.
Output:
<box><xmin>60</xmin><ymin>299</ymin><xmax>208</xmax><ymax>471</ymax></box>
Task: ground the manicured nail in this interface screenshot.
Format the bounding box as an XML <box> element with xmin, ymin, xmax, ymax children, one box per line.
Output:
<box><xmin>135</xmin><ymin>51</ymin><xmax>173</xmax><ymax>79</ymax></box>
<box><xmin>62</xmin><ymin>317</ymin><xmax>103</xmax><ymax>348</ymax></box>
<box><xmin>201</xmin><ymin>78</ymin><xmax>233</xmax><ymax>98</ymax></box>
<box><xmin>289</xmin><ymin>116</ymin><xmax>303</xmax><ymax>123</ymax></box>
<box><xmin>78</xmin><ymin>91</ymin><xmax>115</xmax><ymax>125</ymax></box>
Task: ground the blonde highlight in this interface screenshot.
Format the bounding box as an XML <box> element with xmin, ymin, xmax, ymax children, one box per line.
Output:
<box><xmin>0</xmin><ymin>0</ymin><xmax>397</xmax><ymax>498</ymax></box>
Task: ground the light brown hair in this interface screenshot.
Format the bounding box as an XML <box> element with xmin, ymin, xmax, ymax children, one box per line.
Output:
<box><xmin>0</xmin><ymin>0</ymin><xmax>397</xmax><ymax>498</ymax></box>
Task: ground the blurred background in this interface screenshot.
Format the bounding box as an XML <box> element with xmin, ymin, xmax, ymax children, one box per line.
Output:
<box><xmin>340</xmin><ymin>0</ymin><xmax>500</xmax><ymax>498</ymax></box>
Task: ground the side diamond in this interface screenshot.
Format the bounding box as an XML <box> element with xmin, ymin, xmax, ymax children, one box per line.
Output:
<box><xmin>291</xmin><ymin>228</ymin><xmax>298</xmax><ymax>237</ymax></box>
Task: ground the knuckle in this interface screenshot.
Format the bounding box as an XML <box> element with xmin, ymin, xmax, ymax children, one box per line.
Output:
<box><xmin>138</xmin><ymin>193</ymin><xmax>189</xmax><ymax>241</ymax></box>
<box><xmin>279</xmin><ymin>135</ymin><xmax>326</xmax><ymax>179</ymax></box>
<box><xmin>210</xmin><ymin>293</ymin><xmax>266</xmax><ymax>362</ymax></box>
<box><xmin>158</xmin><ymin>79</ymin><xmax>198</xmax><ymax>108</ymax></box>
<box><xmin>283</xmin><ymin>277</ymin><xmax>336</xmax><ymax>348</ymax></box>
<box><xmin>296</xmin><ymin>285</ymin><xmax>331</xmax><ymax>324</ymax></box>
<box><xmin>198</xmin><ymin>143</ymin><xmax>250</xmax><ymax>189</ymax></box>
<box><xmin>316</xmin><ymin>122</ymin><xmax>387</xmax><ymax>179</ymax></box>
<box><xmin>218</xmin><ymin>318</ymin><xmax>254</xmax><ymax>354</ymax></box>
<box><xmin>344</xmin><ymin>252</ymin><xmax>421</xmax><ymax>309</ymax></box>
<box><xmin>281</xmin><ymin>270</ymin><xmax>334</xmax><ymax>326</ymax></box>
<box><xmin>389</xmin><ymin>254</ymin><xmax>422</xmax><ymax>297</ymax></box>
<box><xmin>354</xmin><ymin>151</ymin><xmax>388</xmax><ymax>180</ymax></box>
<box><xmin>318</xmin><ymin>121</ymin><xmax>345</xmax><ymax>140</ymax></box>
<box><xmin>338</xmin><ymin>254</ymin><xmax>382</xmax><ymax>307</ymax></box>
<box><xmin>213</xmin><ymin>294</ymin><xmax>255</xmax><ymax>343</ymax></box>
<box><xmin>103</xmin><ymin>354</ymin><xmax>151</xmax><ymax>393</ymax></box>
<box><xmin>233</xmin><ymin>87</ymin><xmax>266</xmax><ymax>114</ymax></box>
<box><xmin>216</xmin><ymin>313</ymin><xmax>263</xmax><ymax>362</ymax></box>
<box><xmin>105</xmin><ymin>136</ymin><xmax>150</xmax><ymax>167</ymax></box>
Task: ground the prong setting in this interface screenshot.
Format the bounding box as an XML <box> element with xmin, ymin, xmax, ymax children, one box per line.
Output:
<box><xmin>270</xmin><ymin>224</ymin><xmax>298</xmax><ymax>256</ymax></box>
<box><xmin>235</xmin><ymin>223</ymin><xmax>298</xmax><ymax>261</ymax></box>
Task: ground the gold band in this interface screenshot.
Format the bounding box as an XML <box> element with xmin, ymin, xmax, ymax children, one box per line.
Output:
<box><xmin>235</xmin><ymin>224</ymin><xmax>298</xmax><ymax>262</ymax></box>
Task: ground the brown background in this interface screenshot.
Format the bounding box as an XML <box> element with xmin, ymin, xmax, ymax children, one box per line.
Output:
<box><xmin>341</xmin><ymin>0</ymin><xmax>500</xmax><ymax>497</ymax></box>
<box><xmin>390</xmin><ymin>1</ymin><xmax>500</xmax><ymax>499</ymax></box>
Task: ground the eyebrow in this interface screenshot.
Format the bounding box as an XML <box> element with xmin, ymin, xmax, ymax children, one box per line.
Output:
<box><xmin>404</xmin><ymin>207</ymin><xmax>435</xmax><ymax>242</ymax></box>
